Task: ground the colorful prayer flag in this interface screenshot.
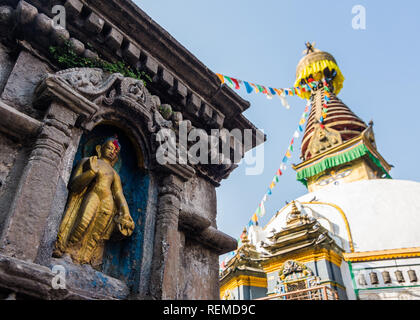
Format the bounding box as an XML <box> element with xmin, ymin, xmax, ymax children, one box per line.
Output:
<box><xmin>252</xmin><ymin>213</ymin><xmax>258</xmax><ymax>222</ymax></box>
<box><xmin>224</xmin><ymin>76</ymin><xmax>235</xmax><ymax>88</ymax></box>
<box><xmin>244</xmin><ymin>81</ymin><xmax>253</xmax><ymax>94</ymax></box>
<box><xmin>230</xmin><ymin>77</ymin><xmax>240</xmax><ymax>90</ymax></box>
<box><xmin>216</xmin><ymin>73</ymin><xmax>225</xmax><ymax>84</ymax></box>
<box><xmin>269</xmin><ymin>87</ymin><xmax>277</xmax><ymax>95</ymax></box>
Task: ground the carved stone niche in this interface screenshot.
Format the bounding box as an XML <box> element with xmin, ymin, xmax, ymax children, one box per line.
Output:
<box><xmin>22</xmin><ymin>67</ymin><xmax>235</xmax><ymax>300</ymax></box>
<box><xmin>30</xmin><ymin>67</ymin><xmax>170</xmax><ymax>298</ymax></box>
<box><xmin>35</xmin><ymin>67</ymin><xmax>153</xmax><ymax>127</ymax></box>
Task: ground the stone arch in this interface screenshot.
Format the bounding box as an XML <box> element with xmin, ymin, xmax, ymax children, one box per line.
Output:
<box><xmin>86</xmin><ymin>112</ymin><xmax>152</xmax><ymax>170</ymax></box>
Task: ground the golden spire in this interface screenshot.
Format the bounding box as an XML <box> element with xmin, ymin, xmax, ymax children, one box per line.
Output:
<box><xmin>241</xmin><ymin>227</ymin><xmax>250</xmax><ymax>245</ymax></box>
<box><xmin>286</xmin><ymin>201</ymin><xmax>311</xmax><ymax>226</ymax></box>
<box><xmin>295</xmin><ymin>42</ymin><xmax>344</xmax><ymax>100</ymax></box>
<box><xmin>290</xmin><ymin>201</ymin><xmax>300</xmax><ymax>215</ymax></box>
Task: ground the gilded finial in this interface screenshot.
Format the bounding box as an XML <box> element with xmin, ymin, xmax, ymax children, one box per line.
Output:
<box><xmin>241</xmin><ymin>227</ymin><xmax>250</xmax><ymax>244</ymax></box>
<box><xmin>302</xmin><ymin>41</ymin><xmax>319</xmax><ymax>55</ymax></box>
<box><xmin>286</xmin><ymin>201</ymin><xmax>310</xmax><ymax>226</ymax></box>
<box><xmin>290</xmin><ymin>201</ymin><xmax>300</xmax><ymax>214</ymax></box>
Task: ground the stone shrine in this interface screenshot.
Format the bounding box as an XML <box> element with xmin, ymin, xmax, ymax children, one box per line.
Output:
<box><xmin>0</xmin><ymin>0</ymin><xmax>264</xmax><ymax>300</ymax></box>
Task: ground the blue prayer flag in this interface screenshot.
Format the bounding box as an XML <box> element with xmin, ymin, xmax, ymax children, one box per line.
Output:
<box><xmin>244</xmin><ymin>81</ymin><xmax>254</xmax><ymax>94</ymax></box>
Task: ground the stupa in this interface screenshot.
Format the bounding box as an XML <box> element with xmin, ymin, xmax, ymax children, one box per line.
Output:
<box><xmin>220</xmin><ymin>43</ymin><xmax>420</xmax><ymax>300</ymax></box>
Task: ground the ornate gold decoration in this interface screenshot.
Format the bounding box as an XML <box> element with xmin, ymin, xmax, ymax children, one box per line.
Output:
<box><xmin>296</xmin><ymin>48</ymin><xmax>337</xmax><ymax>80</ymax></box>
<box><xmin>220</xmin><ymin>275</ymin><xmax>267</xmax><ymax>299</ymax></box>
<box><xmin>264</xmin><ymin>201</ymin><xmax>355</xmax><ymax>253</ymax></box>
<box><xmin>53</xmin><ymin>137</ymin><xmax>135</xmax><ymax>267</ymax></box>
<box><xmin>308</xmin><ymin>126</ymin><xmax>342</xmax><ymax>157</ymax></box>
<box><xmin>278</xmin><ymin>260</ymin><xmax>314</xmax><ymax>281</ymax></box>
<box><xmin>263</xmin><ymin>248</ymin><xmax>344</xmax><ymax>273</ymax></box>
<box><xmin>343</xmin><ymin>247</ymin><xmax>420</xmax><ymax>262</ymax></box>
<box><xmin>285</xmin><ymin>201</ymin><xmax>312</xmax><ymax>227</ymax></box>
<box><xmin>294</xmin><ymin>128</ymin><xmax>392</xmax><ymax>179</ymax></box>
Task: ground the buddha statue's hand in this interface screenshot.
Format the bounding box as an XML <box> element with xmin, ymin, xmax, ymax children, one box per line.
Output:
<box><xmin>89</xmin><ymin>156</ymin><xmax>99</xmax><ymax>173</ymax></box>
<box><xmin>116</xmin><ymin>213</ymin><xmax>135</xmax><ymax>237</ymax></box>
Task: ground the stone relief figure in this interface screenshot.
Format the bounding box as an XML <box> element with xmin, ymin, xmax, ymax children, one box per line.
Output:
<box><xmin>53</xmin><ymin>137</ymin><xmax>135</xmax><ymax>268</ymax></box>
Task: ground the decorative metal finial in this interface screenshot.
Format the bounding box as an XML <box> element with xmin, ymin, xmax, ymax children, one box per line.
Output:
<box><xmin>303</xmin><ymin>41</ymin><xmax>318</xmax><ymax>55</ymax></box>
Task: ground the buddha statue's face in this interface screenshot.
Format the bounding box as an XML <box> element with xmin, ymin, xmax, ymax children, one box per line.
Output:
<box><xmin>101</xmin><ymin>140</ymin><xmax>120</xmax><ymax>162</ymax></box>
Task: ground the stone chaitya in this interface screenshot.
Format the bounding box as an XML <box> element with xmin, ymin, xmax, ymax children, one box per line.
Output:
<box><xmin>0</xmin><ymin>1</ymin><xmax>264</xmax><ymax>300</ymax></box>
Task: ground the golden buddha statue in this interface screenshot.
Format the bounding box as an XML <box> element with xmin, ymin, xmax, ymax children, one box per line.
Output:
<box><xmin>53</xmin><ymin>137</ymin><xmax>135</xmax><ymax>267</ymax></box>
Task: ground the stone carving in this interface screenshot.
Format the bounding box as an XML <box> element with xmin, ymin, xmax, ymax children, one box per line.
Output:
<box><xmin>52</xmin><ymin>68</ymin><xmax>149</xmax><ymax>110</ymax></box>
<box><xmin>39</xmin><ymin>68</ymin><xmax>238</xmax><ymax>185</ymax></box>
<box><xmin>53</xmin><ymin>137</ymin><xmax>135</xmax><ymax>268</ymax></box>
<box><xmin>147</xmin><ymin>96</ymin><xmax>173</xmax><ymax>133</ymax></box>
<box><xmin>120</xmin><ymin>77</ymin><xmax>147</xmax><ymax>104</ymax></box>
<box><xmin>57</xmin><ymin>68</ymin><xmax>121</xmax><ymax>97</ymax></box>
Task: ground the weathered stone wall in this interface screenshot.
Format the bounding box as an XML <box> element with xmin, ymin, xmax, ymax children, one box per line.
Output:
<box><xmin>1</xmin><ymin>50</ymin><xmax>51</xmax><ymax>120</ymax></box>
<box><xmin>181</xmin><ymin>238</ymin><xmax>220</xmax><ymax>299</ymax></box>
<box><xmin>0</xmin><ymin>134</ymin><xmax>24</xmax><ymax>233</ymax></box>
<box><xmin>0</xmin><ymin>45</ymin><xmax>31</xmax><ymax>237</ymax></box>
<box><xmin>0</xmin><ymin>42</ymin><xmax>14</xmax><ymax>94</ymax></box>
<box><xmin>0</xmin><ymin>135</ymin><xmax>20</xmax><ymax>196</ymax></box>
<box><xmin>179</xmin><ymin>176</ymin><xmax>219</xmax><ymax>299</ymax></box>
<box><xmin>182</xmin><ymin>176</ymin><xmax>217</xmax><ymax>226</ymax></box>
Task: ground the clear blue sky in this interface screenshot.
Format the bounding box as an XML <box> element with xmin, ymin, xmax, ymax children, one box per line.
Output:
<box><xmin>134</xmin><ymin>1</ymin><xmax>420</xmax><ymax>256</ymax></box>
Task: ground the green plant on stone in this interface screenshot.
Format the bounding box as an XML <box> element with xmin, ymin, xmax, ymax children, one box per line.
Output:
<box><xmin>49</xmin><ymin>40</ymin><xmax>152</xmax><ymax>86</ymax></box>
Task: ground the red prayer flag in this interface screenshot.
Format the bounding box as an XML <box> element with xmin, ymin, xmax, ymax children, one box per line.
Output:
<box><xmin>230</xmin><ymin>77</ymin><xmax>240</xmax><ymax>90</ymax></box>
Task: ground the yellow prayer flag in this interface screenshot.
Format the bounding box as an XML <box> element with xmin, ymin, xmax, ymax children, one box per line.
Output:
<box><xmin>250</xmin><ymin>83</ymin><xmax>259</xmax><ymax>93</ymax></box>
<box><xmin>274</xmin><ymin>88</ymin><xmax>283</xmax><ymax>96</ymax></box>
<box><xmin>216</xmin><ymin>73</ymin><xmax>225</xmax><ymax>84</ymax></box>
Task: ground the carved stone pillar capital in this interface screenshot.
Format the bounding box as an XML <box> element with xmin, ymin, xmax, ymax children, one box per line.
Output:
<box><xmin>158</xmin><ymin>174</ymin><xmax>183</xmax><ymax>199</ymax></box>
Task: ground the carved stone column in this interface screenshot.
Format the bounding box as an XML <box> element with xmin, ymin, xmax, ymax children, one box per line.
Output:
<box><xmin>0</xmin><ymin>102</ymin><xmax>77</xmax><ymax>262</ymax></box>
<box><xmin>150</xmin><ymin>174</ymin><xmax>184</xmax><ymax>299</ymax></box>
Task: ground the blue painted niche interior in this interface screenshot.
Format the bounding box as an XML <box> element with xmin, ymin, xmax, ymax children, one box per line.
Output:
<box><xmin>72</xmin><ymin>124</ymin><xmax>149</xmax><ymax>292</ymax></box>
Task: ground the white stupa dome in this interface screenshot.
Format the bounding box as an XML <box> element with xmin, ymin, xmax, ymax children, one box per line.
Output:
<box><xmin>255</xmin><ymin>179</ymin><xmax>420</xmax><ymax>254</ymax></box>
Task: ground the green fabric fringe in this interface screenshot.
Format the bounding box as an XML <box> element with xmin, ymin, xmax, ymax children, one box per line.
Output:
<box><xmin>297</xmin><ymin>143</ymin><xmax>391</xmax><ymax>186</ymax></box>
